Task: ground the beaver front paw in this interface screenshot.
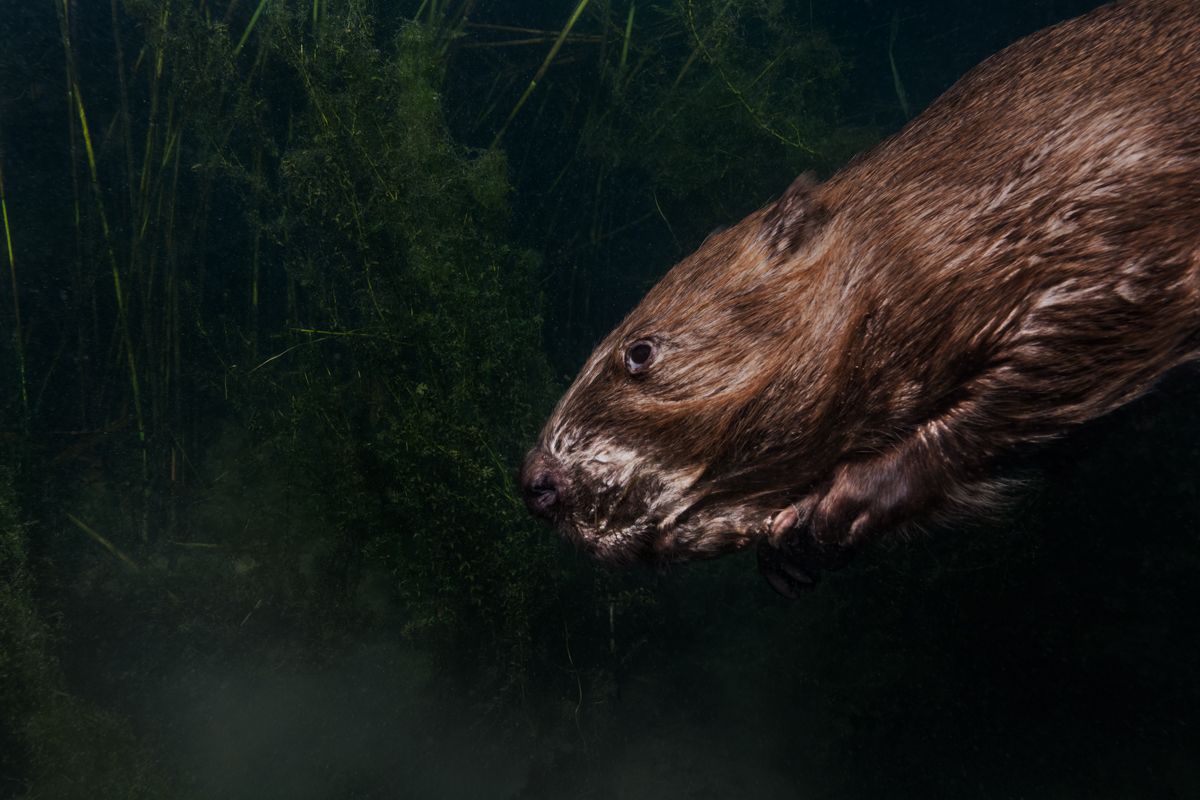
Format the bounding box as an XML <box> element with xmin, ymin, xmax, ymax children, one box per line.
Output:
<box><xmin>756</xmin><ymin>504</ymin><xmax>856</xmax><ymax>598</ymax></box>
<box><xmin>808</xmin><ymin>450</ymin><xmax>939</xmax><ymax>545</ymax></box>
<box><xmin>757</xmin><ymin>450</ymin><xmax>940</xmax><ymax>597</ymax></box>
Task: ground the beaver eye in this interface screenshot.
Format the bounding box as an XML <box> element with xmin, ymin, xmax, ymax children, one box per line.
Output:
<box><xmin>624</xmin><ymin>340</ymin><xmax>656</xmax><ymax>376</ymax></box>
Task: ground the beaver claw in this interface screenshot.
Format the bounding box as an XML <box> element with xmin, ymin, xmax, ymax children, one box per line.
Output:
<box><xmin>756</xmin><ymin>539</ymin><xmax>819</xmax><ymax>598</ymax></box>
<box><xmin>757</xmin><ymin>504</ymin><xmax>857</xmax><ymax>598</ymax></box>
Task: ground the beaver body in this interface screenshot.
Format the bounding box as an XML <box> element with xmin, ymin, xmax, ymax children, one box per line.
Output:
<box><xmin>521</xmin><ymin>0</ymin><xmax>1200</xmax><ymax>595</ymax></box>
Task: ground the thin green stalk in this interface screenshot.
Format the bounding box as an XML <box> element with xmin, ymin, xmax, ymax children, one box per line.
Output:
<box><xmin>250</xmin><ymin>146</ymin><xmax>262</xmax><ymax>350</ymax></box>
<box><xmin>442</xmin><ymin>0</ymin><xmax>477</xmax><ymax>57</ymax></box>
<box><xmin>681</xmin><ymin>0</ymin><xmax>813</xmax><ymax>153</ymax></box>
<box><xmin>67</xmin><ymin>513</ymin><xmax>141</xmax><ymax>572</ymax></box>
<box><xmin>137</xmin><ymin>2</ymin><xmax>169</xmax><ymax>236</ymax></box>
<box><xmin>57</xmin><ymin>0</ymin><xmax>88</xmax><ymax>424</ymax></box>
<box><xmin>75</xmin><ymin>85</ymin><xmax>146</xmax><ymax>449</ymax></box>
<box><xmin>249</xmin><ymin>337</ymin><xmax>332</xmax><ymax>374</ymax></box>
<box><xmin>111</xmin><ymin>0</ymin><xmax>137</xmax><ymax>212</ymax></box>
<box><xmin>0</xmin><ymin>157</ymin><xmax>28</xmax><ymax>421</ymax></box>
<box><xmin>167</xmin><ymin>126</ymin><xmax>183</xmax><ymax>490</ymax></box>
<box><xmin>235</xmin><ymin>0</ymin><xmax>269</xmax><ymax>54</ymax></box>
<box><xmin>618</xmin><ymin>3</ymin><xmax>635</xmax><ymax>77</ymax></box>
<box><xmin>491</xmin><ymin>0</ymin><xmax>593</xmax><ymax>148</ymax></box>
<box><xmin>670</xmin><ymin>0</ymin><xmax>736</xmax><ymax>91</ymax></box>
<box><xmin>889</xmin><ymin>9</ymin><xmax>911</xmax><ymax>119</ymax></box>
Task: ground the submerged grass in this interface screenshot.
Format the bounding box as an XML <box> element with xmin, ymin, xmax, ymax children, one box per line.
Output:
<box><xmin>73</xmin><ymin>80</ymin><xmax>147</xmax><ymax>459</ymax></box>
<box><xmin>235</xmin><ymin>0</ymin><xmax>271</xmax><ymax>54</ymax></box>
<box><xmin>490</xmin><ymin>0</ymin><xmax>594</xmax><ymax>148</ymax></box>
<box><xmin>0</xmin><ymin>155</ymin><xmax>26</xmax><ymax>423</ymax></box>
<box><xmin>0</xmin><ymin>1</ymin><xmax>1032</xmax><ymax>796</ymax></box>
<box><xmin>66</xmin><ymin>512</ymin><xmax>142</xmax><ymax>573</ymax></box>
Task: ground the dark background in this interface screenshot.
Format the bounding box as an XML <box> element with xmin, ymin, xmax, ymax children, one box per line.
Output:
<box><xmin>2</xmin><ymin>1</ymin><xmax>1197</xmax><ymax>798</ymax></box>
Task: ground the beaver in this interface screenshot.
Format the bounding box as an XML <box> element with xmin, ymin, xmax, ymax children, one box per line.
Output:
<box><xmin>520</xmin><ymin>0</ymin><xmax>1200</xmax><ymax>597</ymax></box>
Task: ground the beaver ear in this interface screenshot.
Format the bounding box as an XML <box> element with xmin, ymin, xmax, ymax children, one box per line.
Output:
<box><xmin>763</xmin><ymin>172</ymin><xmax>827</xmax><ymax>254</ymax></box>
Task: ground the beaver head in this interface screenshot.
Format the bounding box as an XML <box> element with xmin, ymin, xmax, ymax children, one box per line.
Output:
<box><xmin>520</xmin><ymin>176</ymin><xmax>843</xmax><ymax>565</ymax></box>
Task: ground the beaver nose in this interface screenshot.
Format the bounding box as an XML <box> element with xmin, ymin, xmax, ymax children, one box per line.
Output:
<box><xmin>520</xmin><ymin>449</ymin><xmax>566</xmax><ymax>520</ymax></box>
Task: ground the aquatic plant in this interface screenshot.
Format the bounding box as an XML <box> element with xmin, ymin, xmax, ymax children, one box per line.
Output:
<box><xmin>1</xmin><ymin>2</ymin><xmax>871</xmax><ymax>790</ymax></box>
<box><xmin>0</xmin><ymin>465</ymin><xmax>167</xmax><ymax>798</ymax></box>
<box><xmin>9</xmin><ymin>2</ymin><xmax>1189</xmax><ymax>797</ymax></box>
<box><xmin>461</xmin><ymin>0</ymin><xmax>875</xmax><ymax>364</ymax></box>
<box><xmin>233</xmin><ymin>8</ymin><xmax>567</xmax><ymax>669</ymax></box>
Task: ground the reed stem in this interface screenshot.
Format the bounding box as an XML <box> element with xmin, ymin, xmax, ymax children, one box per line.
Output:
<box><xmin>74</xmin><ymin>85</ymin><xmax>147</xmax><ymax>451</ymax></box>
<box><xmin>235</xmin><ymin>0</ymin><xmax>270</xmax><ymax>54</ymax></box>
<box><xmin>490</xmin><ymin>0</ymin><xmax>593</xmax><ymax>149</ymax></box>
<box><xmin>0</xmin><ymin>157</ymin><xmax>27</xmax><ymax>422</ymax></box>
<box><xmin>67</xmin><ymin>513</ymin><xmax>141</xmax><ymax>572</ymax></box>
<box><xmin>618</xmin><ymin>3</ymin><xmax>635</xmax><ymax>78</ymax></box>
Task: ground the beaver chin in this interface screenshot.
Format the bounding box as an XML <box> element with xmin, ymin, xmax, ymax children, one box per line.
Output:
<box><xmin>573</xmin><ymin>521</ymin><xmax>655</xmax><ymax>566</ymax></box>
<box><xmin>563</xmin><ymin>500</ymin><xmax>766</xmax><ymax>565</ymax></box>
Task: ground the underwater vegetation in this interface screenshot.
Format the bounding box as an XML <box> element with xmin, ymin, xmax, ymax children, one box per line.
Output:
<box><xmin>0</xmin><ymin>0</ymin><xmax>1197</xmax><ymax>798</ymax></box>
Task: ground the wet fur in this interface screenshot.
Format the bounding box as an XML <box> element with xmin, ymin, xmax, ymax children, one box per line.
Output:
<box><xmin>533</xmin><ymin>0</ymin><xmax>1200</xmax><ymax>567</ymax></box>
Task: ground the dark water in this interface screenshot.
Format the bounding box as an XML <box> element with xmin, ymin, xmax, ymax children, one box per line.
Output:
<box><xmin>2</xmin><ymin>1</ymin><xmax>1197</xmax><ymax>798</ymax></box>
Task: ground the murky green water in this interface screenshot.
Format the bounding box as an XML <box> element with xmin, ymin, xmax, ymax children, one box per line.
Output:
<box><xmin>2</xmin><ymin>1</ymin><xmax>1197</xmax><ymax>798</ymax></box>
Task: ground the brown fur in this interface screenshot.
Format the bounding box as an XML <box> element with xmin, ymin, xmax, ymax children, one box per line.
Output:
<box><xmin>521</xmin><ymin>0</ymin><xmax>1200</xmax><ymax>585</ymax></box>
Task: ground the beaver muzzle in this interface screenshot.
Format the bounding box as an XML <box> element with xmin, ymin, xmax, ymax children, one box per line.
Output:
<box><xmin>520</xmin><ymin>448</ymin><xmax>567</xmax><ymax>520</ymax></box>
